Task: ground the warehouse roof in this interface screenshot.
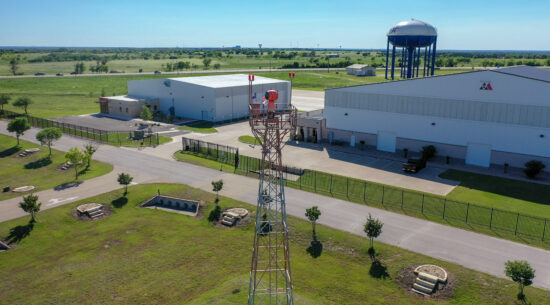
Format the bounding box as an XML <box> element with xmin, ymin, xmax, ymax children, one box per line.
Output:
<box><xmin>493</xmin><ymin>65</ymin><xmax>550</xmax><ymax>82</ymax></box>
<box><xmin>167</xmin><ymin>74</ymin><xmax>288</xmax><ymax>88</ymax></box>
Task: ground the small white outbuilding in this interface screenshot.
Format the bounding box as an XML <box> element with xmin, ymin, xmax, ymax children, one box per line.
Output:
<box><xmin>346</xmin><ymin>64</ymin><xmax>376</xmax><ymax>76</ymax></box>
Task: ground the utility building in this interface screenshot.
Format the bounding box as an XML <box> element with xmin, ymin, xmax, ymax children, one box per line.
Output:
<box><xmin>98</xmin><ymin>74</ymin><xmax>290</xmax><ymax>122</ymax></box>
<box><xmin>346</xmin><ymin>64</ymin><xmax>376</xmax><ymax>76</ymax></box>
<box><xmin>321</xmin><ymin>66</ymin><xmax>550</xmax><ymax>168</ymax></box>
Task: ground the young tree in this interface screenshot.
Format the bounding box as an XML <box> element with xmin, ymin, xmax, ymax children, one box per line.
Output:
<box><xmin>65</xmin><ymin>147</ymin><xmax>85</xmax><ymax>180</ymax></box>
<box><xmin>83</xmin><ymin>143</ymin><xmax>97</xmax><ymax>169</ymax></box>
<box><xmin>35</xmin><ymin>127</ymin><xmax>62</xmax><ymax>158</ymax></box>
<box><xmin>202</xmin><ymin>58</ymin><xmax>212</xmax><ymax>68</ymax></box>
<box><xmin>364</xmin><ymin>214</ymin><xmax>383</xmax><ymax>249</ymax></box>
<box><xmin>213</xmin><ymin>63</ymin><xmax>221</xmax><ymax>70</ymax></box>
<box><xmin>305</xmin><ymin>206</ymin><xmax>321</xmax><ymax>237</ymax></box>
<box><xmin>211</xmin><ymin>179</ymin><xmax>223</xmax><ymax>203</ymax></box>
<box><xmin>7</xmin><ymin>117</ymin><xmax>31</xmax><ymax>145</ymax></box>
<box><xmin>9</xmin><ymin>57</ymin><xmax>20</xmax><ymax>75</ymax></box>
<box><xmin>0</xmin><ymin>94</ymin><xmax>10</xmax><ymax>112</ymax></box>
<box><xmin>505</xmin><ymin>260</ymin><xmax>535</xmax><ymax>300</ymax></box>
<box><xmin>140</xmin><ymin>105</ymin><xmax>153</xmax><ymax>121</ymax></box>
<box><xmin>13</xmin><ymin>97</ymin><xmax>33</xmax><ymax>115</ymax></box>
<box><xmin>19</xmin><ymin>193</ymin><xmax>41</xmax><ymax>222</ymax></box>
<box><xmin>117</xmin><ymin>173</ymin><xmax>133</xmax><ymax>195</ymax></box>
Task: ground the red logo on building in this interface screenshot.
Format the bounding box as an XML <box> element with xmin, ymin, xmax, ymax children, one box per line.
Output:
<box><xmin>480</xmin><ymin>82</ymin><xmax>493</xmax><ymax>90</ymax></box>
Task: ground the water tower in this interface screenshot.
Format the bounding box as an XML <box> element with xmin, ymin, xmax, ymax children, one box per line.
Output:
<box><xmin>385</xmin><ymin>19</ymin><xmax>438</xmax><ymax>80</ymax></box>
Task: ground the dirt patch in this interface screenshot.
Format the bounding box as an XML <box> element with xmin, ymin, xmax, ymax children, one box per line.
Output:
<box><xmin>71</xmin><ymin>204</ymin><xmax>113</xmax><ymax>222</ymax></box>
<box><xmin>396</xmin><ymin>264</ymin><xmax>456</xmax><ymax>301</ymax></box>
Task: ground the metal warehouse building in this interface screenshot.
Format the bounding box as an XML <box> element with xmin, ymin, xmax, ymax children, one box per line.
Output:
<box><xmin>125</xmin><ymin>74</ymin><xmax>290</xmax><ymax>122</ymax></box>
<box><xmin>321</xmin><ymin>66</ymin><xmax>550</xmax><ymax>168</ymax></box>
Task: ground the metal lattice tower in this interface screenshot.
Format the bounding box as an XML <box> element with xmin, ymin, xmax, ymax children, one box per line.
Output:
<box><xmin>247</xmin><ymin>74</ymin><xmax>297</xmax><ymax>305</ymax></box>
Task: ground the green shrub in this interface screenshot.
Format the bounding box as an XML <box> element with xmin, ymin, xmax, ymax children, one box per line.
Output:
<box><xmin>421</xmin><ymin>145</ymin><xmax>437</xmax><ymax>161</ymax></box>
<box><xmin>524</xmin><ymin>160</ymin><xmax>545</xmax><ymax>178</ymax></box>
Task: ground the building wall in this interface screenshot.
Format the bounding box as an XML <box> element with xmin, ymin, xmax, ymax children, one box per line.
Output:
<box><xmin>128</xmin><ymin>78</ymin><xmax>290</xmax><ymax>122</ymax></box>
<box><xmin>325</xmin><ymin>107</ymin><xmax>550</xmax><ymax>157</ymax></box>
<box><xmin>329</xmin><ymin>70</ymin><xmax>550</xmax><ymax>107</ymax></box>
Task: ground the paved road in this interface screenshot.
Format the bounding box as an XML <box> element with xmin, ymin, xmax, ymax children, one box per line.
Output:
<box><xmin>0</xmin><ymin>68</ymin><xmax>346</xmax><ymax>79</ymax></box>
<box><xmin>1</xmin><ymin>123</ymin><xmax>550</xmax><ymax>290</ymax></box>
<box><xmin>0</xmin><ymin>66</ymin><xmax>526</xmax><ymax>79</ymax></box>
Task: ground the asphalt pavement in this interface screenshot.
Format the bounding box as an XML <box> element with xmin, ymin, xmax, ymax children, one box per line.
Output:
<box><xmin>1</xmin><ymin>122</ymin><xmax>550</xmax><ymax>290</ymax></box>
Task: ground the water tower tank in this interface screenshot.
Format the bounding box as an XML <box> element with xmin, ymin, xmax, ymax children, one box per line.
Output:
<box><xmin>385</xmin><ymin>19</ymin><xmax>438</xmax><ymax>79</ymax></box>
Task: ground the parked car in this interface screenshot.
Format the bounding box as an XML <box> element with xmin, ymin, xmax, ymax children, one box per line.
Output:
<box><xmin>154</xmin><ymin>70</ymin><xmax>162</xmax><ymax>74</ymax></box>
<box><xmin>402</xmin><ymin>158</ymin><xmax>426</xmax><ymax>173</ymax></box>
<box><xmin>34</xmin><ymin>72</ymin><xmax>45</xmax><ymax>76</ymax></box>
<box><xmin>70</xmin><ymin>71</ymin><xmax>77</xmax><ymax>75</ymax></box>
<box><xmin>56</xmin><ymin>73</ymin><xmax>64</xmax><ymax>76</ymax></box>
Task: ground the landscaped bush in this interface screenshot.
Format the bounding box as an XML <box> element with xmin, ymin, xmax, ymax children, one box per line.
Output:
<box><xmin>524</xmin><ymin>160</ymin><xmax>545</xmax><ymax>178</ymax></box>
<box><xmin>421</xmin><ymin>145</ymin><xmax>437</xmax><ymax>161</ymax></box>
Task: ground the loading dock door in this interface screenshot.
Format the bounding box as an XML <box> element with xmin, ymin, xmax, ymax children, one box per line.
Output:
<box><xmin>376</xmin><ymin>131</ymin><xmax>396</xmax><ymax>153</ymax></box>
<box><xmin>466</xmin><ymin>143</ymin><xmax>492</xmax><ymax>167</ymax></box>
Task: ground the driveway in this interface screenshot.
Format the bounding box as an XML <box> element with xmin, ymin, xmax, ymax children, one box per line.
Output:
<box><xmin>181</xmin><ymin>121</ymin><xmax>458</xmax><ymax>195</ymax></box>
<box><xmin>292</xmin><ymin>90</ymin><xmax>324</xmax><ymax>111</ymax></box>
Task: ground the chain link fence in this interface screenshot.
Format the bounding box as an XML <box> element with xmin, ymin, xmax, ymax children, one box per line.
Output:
<box><xmin>1</xmin><ymin>110</ymin><xmax>160</xmax><ymax>147</ymax></box>
<box><xmin>180</xmin><ymin>137</ymin><xmax>550</xmax><ymax>242</ymax></box>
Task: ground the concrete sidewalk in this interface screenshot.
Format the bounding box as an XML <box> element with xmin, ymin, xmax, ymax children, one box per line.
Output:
<box><xmin>1</xmin><ymin>122</ymin><xmax>550</xmax><ymax>290</ymax></box>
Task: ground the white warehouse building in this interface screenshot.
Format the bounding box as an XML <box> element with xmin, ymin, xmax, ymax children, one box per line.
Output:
<box><xmin>117</xmin><ymin>74</ymin><xmax>289</xmax><ymax>122</ymax></box>
<box><xmin>322</xmin><ymin>66</ymin><xmax>550</xmax><ymax>168</ymax></box>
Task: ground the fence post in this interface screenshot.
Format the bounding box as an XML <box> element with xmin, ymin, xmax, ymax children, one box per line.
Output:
<box><xmin>246</xmin><ymin>157</ymin><xmax>249</xmax><ymax>175</ymax></box>
<box><xmin>382</xmin><ymin>186</ymin><xmax>385</xmax><ymax>205</ymax></box>
<box><xmin>363</xmin><ymin>181</ymin><xmax>367</xmax><ymax>202</ymax></box>
<box><xmin>421</xmin><ymin>194</ymin><xmax>424</xmax><ymax>213</ymax></box>
<box><xmin>443</xmin><ymin>198</ymin><xmax>446</xmax><ymax>218</ymax></box>
<box><xmin>314</xmin><ymin>171</ymin><xmax>317</xmax><ymax>192</ymax></box>
<box><xmin>489</xmin><ymin>208</ymin><xmax>494</xmax><ymax>229</ymax></box>
<box><xmin>330</xmin><ymin>175</ymin><xmax>333</xmax><ymax>194</ymax></box>
<box><xmin>346</xmin><ymin>178</ymin><xmax>349</xmax><ymax>198</ymax></box>
<box><xmin>514</xmin><ymin>213</ymin><xmax>520</xmax><ymax>235</ymax></box>
<box><xmin>401</xmin><ymin>191</ymin><xmax>404</xmax><ymax>209</ymax></box>
<box><xmin>543</xmin><ymin>218</ymin><xmax>547</xmax><ymax>241</ymax></box>
<box><xmin>216</xmin><ymin>144</ymin><xmax>219</xmax><ymax>159</ymax></box>
<box><xmin>466</xmin><ymin>203</ymin><xmax>470</xmax><ymax>223</ymax></box>
<box><xmin>299</xmin><ymin>172</ymin><xmax>302</xmax><ymax>189</ymax></box>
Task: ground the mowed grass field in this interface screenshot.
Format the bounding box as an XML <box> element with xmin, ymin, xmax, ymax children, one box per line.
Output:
<box><xmin>0</xmin><ymin>134</ymin><xmax>113</xmax><ymax>200</ymax></box>
<box><xmin>1</xmin><ymin>183</ymin><xmax>548</xmax><ymax>304</ymax></box>
<box><xmin>173</xmin><ymin>151</ymin><xmax>550</xmax><ymax>249</ymax></box>
<box><xmin>440</xmin><ymin>170</ymin><xmax>550</xmax><ymax>217</ymax></box>
<box><xmin>0</xmin><ymin>69</ymin><xmax>470</xmax><ymax>118</ymax></box>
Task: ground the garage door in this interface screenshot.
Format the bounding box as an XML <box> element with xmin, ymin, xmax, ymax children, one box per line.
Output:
<box><xmin>376</xmin><ymin>131</ymin><xmax>396</xmax><ymax>153</ymax></box>
<box><xmin>466</xmin><ymin>143</ymin><xmax>492</xmax><ymax>167</ymax></box>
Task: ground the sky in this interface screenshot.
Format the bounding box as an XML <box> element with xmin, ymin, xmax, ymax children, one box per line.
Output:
<box><xmin>0</xmin><ymin>0</ymin><xmax>549</xmax><ymax>50</ymax></box>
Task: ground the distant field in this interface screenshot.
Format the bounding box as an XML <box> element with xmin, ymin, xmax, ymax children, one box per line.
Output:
<box><xmin>0</xmin><ymin>49</ymin><xmax>548</xmax><ymax>76</ymax></box>
<box><xmin>0</xmin><ymin>69</ymin><xmax>469</xmax><ymax>118</ymax></box>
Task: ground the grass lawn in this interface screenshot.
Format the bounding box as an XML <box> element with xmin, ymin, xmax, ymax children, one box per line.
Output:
<box><xmin>440</xmin><ymin>169</ymin><xmax>550</xmax><ymax>218</ymax></box>
<box><xmin>1</xmin><ymin>182</ymin><xmax>548</xmax><ymax>304</ymax></box>
<box><xmin>0</xmin><ymin>70</ymin><xmax>470</xmax><ymax>118</ymax></box>
<box><xmin>238</xmin><ymin>135</ymin><xmax>261</xmax><ymax>145</ymax></box>
<box><xmin>173</xmin><ymin>151</ymin><xmax>550</xmax><ymax>249</ymax></box>
<box><xmin>178</xmin><ymin>121</ymin><xmax>218</xmax><ymax>133</ymax></box>
<box><xmin>0</xmin><ymin>134</ymin><xmax>113</xmax><ymax>200</ymax></box>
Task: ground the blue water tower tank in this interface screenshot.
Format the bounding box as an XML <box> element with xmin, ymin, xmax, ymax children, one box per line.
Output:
<box><xmin>385</xmin><ymin>19</ymin><xmax>438</xmax><ymax>80</ymax></box>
